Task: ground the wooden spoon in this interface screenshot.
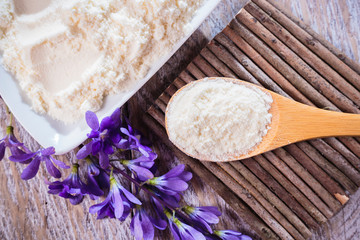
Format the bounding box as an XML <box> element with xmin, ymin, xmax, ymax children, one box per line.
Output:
<box><xmin>165</xmin><ymin>77</ymin><xmax>360</xmax><ymax>162</ymax></box>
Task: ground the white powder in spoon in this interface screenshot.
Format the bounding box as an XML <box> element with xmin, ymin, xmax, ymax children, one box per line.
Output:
<box><xmin>166</xmin><ymin>78</ymin><xmax>273</xmax><ymax>161</ymax></box>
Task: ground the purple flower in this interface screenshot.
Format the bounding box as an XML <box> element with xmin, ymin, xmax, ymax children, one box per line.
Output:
<box><xmin>47</xmin><ymin>163</ymin><xmax>85</xmax><ymax>205</ymax></box>
<box><xmin>146</xmin><ymin>164</ymin><xmax>192</xmax><ymax>196</ymax></box>
<box><xmin>149</xmin><ymin>197</ymin><xmax>168</xmax><ymax>230</ymax></box>
<box><xmin>0</xmin><ymin>126</ymin><xmax>30</xmax><ymax>161</ymax></box>
<box><xmin>121</xmin><ymin>155</ymin><xmax>155</xmax><ymax>181</ymax></box>
<box><xmin>10</xmin><ymin>146</ymin><xmax>69</xmax><ymax>180</ymax></box>
<box><xmin>84</xmin><ymin>157</ymin><xmax>109</xmax><ymax>199</ymax></box>
<box><xmin>130</xmin><ymin>206</ymin><xmax>155</xmax><ymax>240</ymax></box>
<box><xmin>120</xmin><ymin>124</ymin><xmax>155</xmax><ymax>158</ymax></box>
<box><xmin>165</xmin><ymin>210</ymin><xmax>206</xmax><ymax>240</ymax></box>
<box><xmin>214</xmin><ymin>230</ymin><xmax>252</xmax><ymax>240</ymax></box>
<box><xmin>89</xmin><ymin>172</ymin><xmax>141</xmax><ymax>220</ymax></box>
<box><xmin>77</xmin><ymin>109</ymin><xmax>122</xmax><ymax>169</ymax></box>
<box><xmin>183</xmin><ymin>206</ymin><xmax>221</xmax><ymax>233</ymax></box>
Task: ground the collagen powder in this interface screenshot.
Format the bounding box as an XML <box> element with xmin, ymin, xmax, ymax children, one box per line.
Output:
<box><xmin>0</xmin><ymin>0</ymin><xmax>203</xmax><ymax>123</ymax></box>
<box><xmin>166</xmin><ymin>78</ymin><xmax>273</xmax><ymax>161</ymax></box>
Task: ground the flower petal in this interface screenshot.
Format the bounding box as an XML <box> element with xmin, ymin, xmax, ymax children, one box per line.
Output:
<box><xmin>162</xmin><ymin>179</ymin><xmax>188</xmax><ymax>192</ymax></box>
<box><xmin>87</xmin><ymin>129</ymin><xmax>100</xmax><ymax>138</ymax></box>
<box><xmin>121</xmin><ymin>187</ymin><xmax>142</xmax><ymax>205</ymax></box>
<box><xmin>115</xmin><ymin>138</ymin><xmax>128</xmax><ymax>149</ymax></box>
<box><xmin>9</xmin><ymin>151</ymin><xmax>36</xmax><ymax>162</ymax></box>
<box><xmin>180</xmin><ymin>171</ymin><xmax>193</xmax><ymax>181</ymax></box>
<box><xmin>21</xmin><ymin>155</ymin><xmax>41</xmax><ymax>180</ymax></box>
<box><xmin>76</xmin><ymin>142</ymin><xmax>92</xmax><ymax>159</ymax></box>
<box><xmin>110</xmin><ymin>132</ymin><xmax>121</xmax><ymax>144</ymax></box>
<box><xmin>52</xmin><ymin>157</ymin><xmax>70</xmax><ymax>169</ymax></box>
<box><xmin>41</xmin><ymin>147</ymin><xmax>55</xmax><ymax>156</ymax></box>
<box><xmin>103</xmin><ymin>142</ymin><xmax>114</xmax><ymax>155</ymax></box>
<box><xmin>198</xmin><ymin>211</ymin><xmax>219</xmax><ymax>225</ymax></box>
<box><xmin>168</xmin><ymin>221</ymin><xmax>181</xmax><ymax>240</ymax></box>
<box><xmin>92</xmin><ymin>140</ymin><xmax>101</xmax><ymax>155</ymax></box>
<box><xmin>89</xmin><ymin>196</ymin><xmax>110</xmax><ymax>214</ymax></box>
<box><xmin>0</xmin><ymin>142</ymin><xmax>6</xmax><ymax>160</ymax></box>
<box><xmin>151</xmin><ymin>216</ymin><xmax>167</xmax><ymax>230</ymax></box>
<box><xmin>185</xmin><ymin>224</ymin><xmax>206</xmax><ymax>240</ymax></box>
<box><xmin>110</xmin><ymin>108</ymin><xmax>121</xmax><ymax>126</ymax></box>
<box><xmin>100</xmin><ymin>116</ymin><xmax>114</xmax><ymax>132</ymax></box>
<box><xmin>69</xmin><ymin>194</ymin><xmax>84</xmax><ymax>205</ymax></box>
<box><xmin>133</xmin><ymin>212</ymin><xmax>143</xmax><ymax>240</ymax></box>
<box><xmin>45</xmin><ymin>158</ymin><xmax>61</xmax><ymax>178</ymax></box>
<box><xmin>141</xmin><ymin>212</ymin><xmax>155</xmax><ymax>240</ymax></box>
<box><xmin>240</xmin><ymin>235</ymin><xmax>252</xmax><ymax>240</ymax></box>
<box><xmin>99</xmin><ymin>151</ymin><xmax>109</xmax><ymax>169</ymax></box>
<box><xmin>163</xmin><ymin>164</ymin><xmax>185</xmax><ymax>178</ymax></box>
<box><xmin>96</xmin><ymin>170</ymin><xmax>110</xmax><ymax>190</ymax></box>
<box><xmin>130</xmin><ymin>165</ymin><xmax>154</xmax><ymax>181</ymax></box>
<box><xmin>86</xmin><ymin>175</ymin><xmax>104</xmax><ymax>196</ymax></box>
<box><xmin>199</xmin><ymin>206</ymin><xmax>222</xmax><ymax>217</ymax></box>
<box><xmin>8</xmin><ymin>133</ymin><xmax>21</xmax><ymax>145</ymax></box>
<box><xmin>86</xmin><ymin>111</ymin><xmax>99</xmax><ymax>130</ymax></box>
<box><xmin>112</xmin><ymin>188</ymin><xmax>124</xmax><ymax>219</ymax></box>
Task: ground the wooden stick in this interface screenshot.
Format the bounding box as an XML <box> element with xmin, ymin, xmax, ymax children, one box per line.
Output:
<box><xmin>252</xmin><ymin>154</ymin><xmax>327</xmax><ymax>223</ymax></box>
<box><xmin>229</xmin><ymin>161</ymin><xmax>312</xmax><ymax>238</ymax></box>
<box><xmin>283</xmin><ymin>144</ymin><xmax>348</xmax><ymax>199</ymax></box>
<box><xmin>337</xmin><ymin>137</ymin><xmax>360</xmax><ymax>161</ymax></box>
<box><xmin>199</xmin><ymin>47</ymin><xmax>238</xmax><ymax>78</ymax></box>
<box><xmin>142</xmin><ymin>113</ymin><xmax>280</xmax><ymax>240</ymax></box>
<box><xmin>273</xmin><ymin>148</ymin><xmax>342</xmax><ymax>210</ymax></box>
<box><xmin>192</xmin><ymin>55</ymin><xmax>222</xmax><ymax>77</ymax></box>
<box><xmin>164</xmin><ymin>84</ymin><xmax>178</xmax><ymax>96</ymax></box>
<box><xmin>327</xmin><ymin>137</ymin><xmax>360</xmax><ymax>169</ymax></box>
<box><xmin>242</xmin><ymin>158</ymin><xmax>320</xmax><ymax>229</ymax></box>
<box><xmin>245</xmin><ymin>2</ymin><xmax>360</xmax><ymax>104</ymax></box>
<box><xmin>179</xmin><ymin>71</ymin><xmax>195</xmax><ymax>83</ymax></box>
<box><xmin>309</xmin><ymin>139</ymin><xmax>360</xmax><ymax>186</ymax></box>
<box><xmin>201</xmin><ymin>161</ymin><xmax>294</xmax><ymax>240</ymax></box>
<box><xmin>186</xmin><ymin>62</ymin><xmax>207</xmax><ymax>79</ymax></box>
<box><xmin>154</xmin><ymin>99</ymin><xmax>166</xmax><ymax>113</ymax></box>
<box><xmin>262</xmin><ymin>151</ymin><xmax>333</xmax><ymax>219</ymax></box>
<box><xmin>208</xmin><ymin>39</ymin><xmax>287</xmax><ymax>95</ymax></box>
<box><xmin>295</xmin><ymin>141</ymin><xmax>358</xmax><ymax>193</ymax></box>
<box><xmin>236</xmin><ymin>9</ymin><xmax>360</xmax><ymax>114</ymax></box>
<box><xmin>147</xmin><ymin>106</ymin><xmax>165</xmax><ymax>128</ymax></box>
<box><xmin>218</xmin><ymin>162</ymin><xmax>305</xmax><ymax>240</ymax></box>
<box><xmin>258</xmin><ymin>0</ymin><xmax>360</xmax><ymax>78</ymax></box>
<box><xmin>227</xmin><ymin>21</ymin><xmax>338</xmax><ymax>110</ymax></box>
<box><xmin>173</xmin><ymin>78</ymin><xmax>186</xmax><ymax>89</ymax></box>
<box><xmin>214</xmin><ymin>32</ymin><xmax>313</xmax><ymax>106</ymax></box>
<box><xmin>158</xmin><ymin>92</ymin><xmax>171</xmax><ymax>105</ymax></box>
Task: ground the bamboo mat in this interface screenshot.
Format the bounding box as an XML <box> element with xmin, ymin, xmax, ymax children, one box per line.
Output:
<box><xmin>143</xmin><ymin>0</ymin><xmax>360</xmax><ymax>239</ymax></box>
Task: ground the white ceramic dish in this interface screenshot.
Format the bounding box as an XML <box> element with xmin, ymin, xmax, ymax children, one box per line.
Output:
<box><xmin>0</xmin><ymin>0</ymin><xmax>221</xmax><ymax>155</ymax></box>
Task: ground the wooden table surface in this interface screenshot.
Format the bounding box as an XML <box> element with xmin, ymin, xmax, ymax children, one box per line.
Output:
<box><xmin>0</xmin><ymin>0</ymin><xmax>359</xmax><ymax>239</ymax></box>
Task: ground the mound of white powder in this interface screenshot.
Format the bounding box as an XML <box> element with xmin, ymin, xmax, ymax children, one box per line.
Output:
<box><xmin>166</xmin><ymin>78</ymin><xmax>273</xmax><ymax>161</ymax></box>
<box><xmin>0</xmin><ymin>0</ymin><xmax>203</xmax><ymax>123</ymax></box>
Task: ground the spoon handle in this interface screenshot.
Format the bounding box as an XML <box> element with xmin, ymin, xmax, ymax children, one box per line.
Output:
<box><xmin>271</xmin><ymin>94</ymin><xmax>360</xmax><ymax>148</ymax></box>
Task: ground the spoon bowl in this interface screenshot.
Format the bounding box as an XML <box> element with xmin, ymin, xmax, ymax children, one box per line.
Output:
<box><xmin>165</xmin><ymin>77</ymin><xmax>360</xmax><ymax>162</ymax></box>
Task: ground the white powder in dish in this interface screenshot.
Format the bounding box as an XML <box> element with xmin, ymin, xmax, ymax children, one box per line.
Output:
<box><xmin>0</xmin><ymin>0</ymin><xmax>204</xmax><ymax>123</ymax></box>
<box><xmin>166</xmin><ymin>78</ymin><xmax>273</xmax><ymax>161</ymax></box>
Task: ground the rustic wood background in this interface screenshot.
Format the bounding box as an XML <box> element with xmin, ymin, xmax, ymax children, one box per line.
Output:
<box><xmin>0</xmin><ymin>0</ymin><xmax>359</xmax><ymax>239</ymax></box>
